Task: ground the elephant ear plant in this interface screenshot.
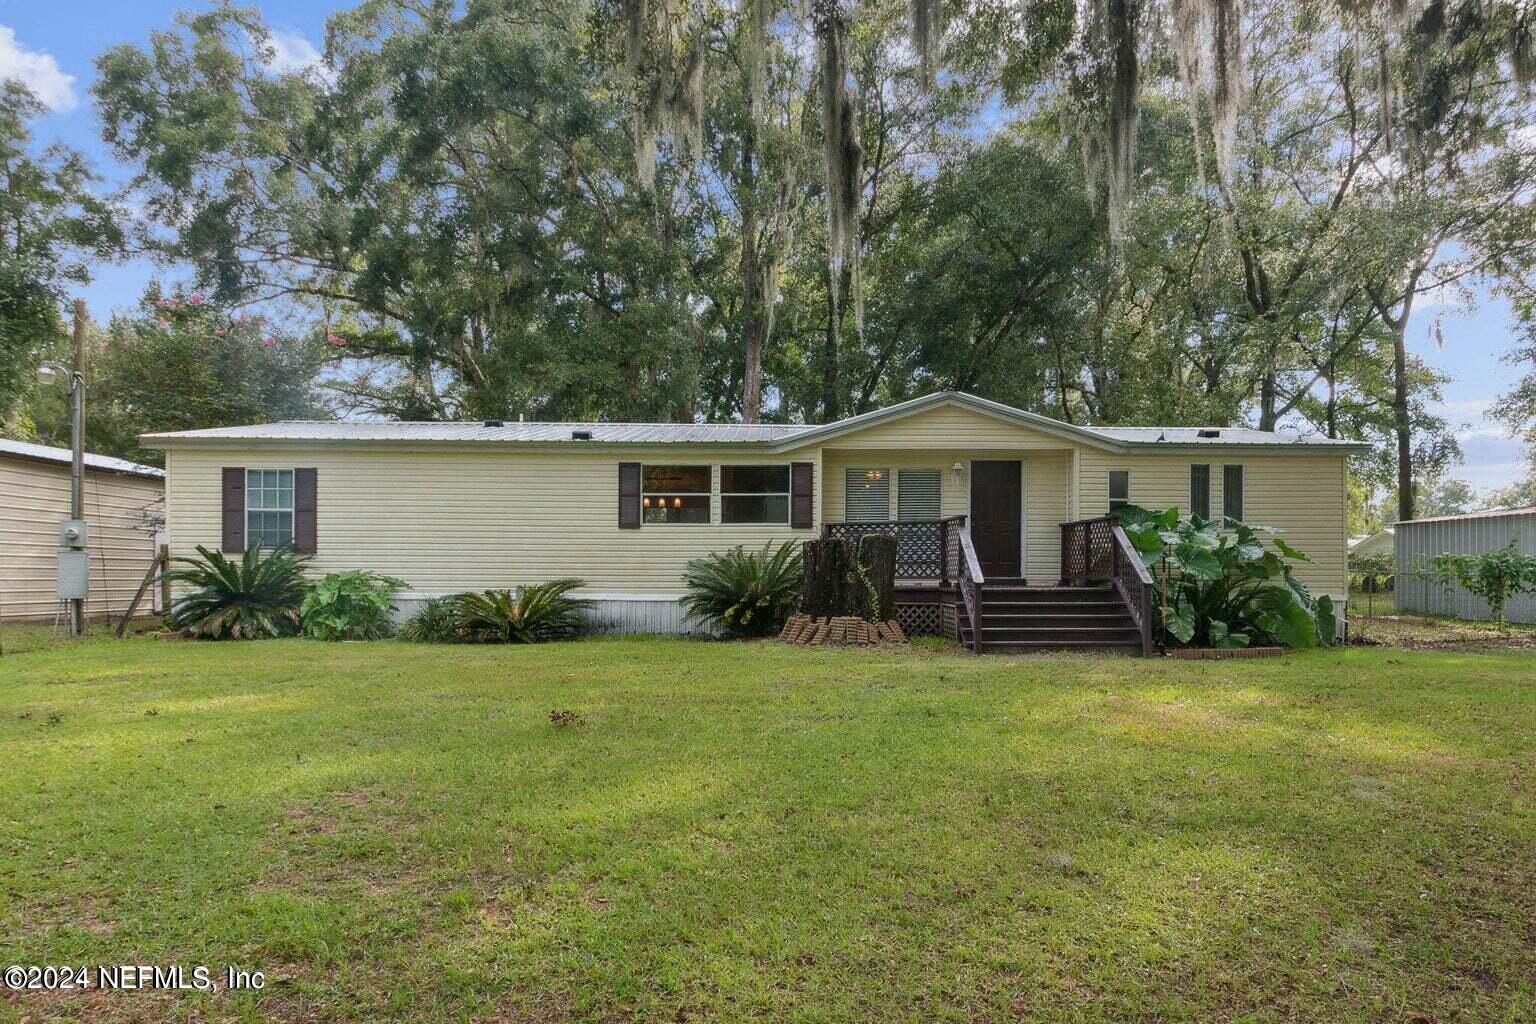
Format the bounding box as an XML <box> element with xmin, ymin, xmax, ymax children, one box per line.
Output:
<box><xmin>1115</xmin><ymin>506</ymin><xmax>1338</xmax><ymax>650</ymax></box>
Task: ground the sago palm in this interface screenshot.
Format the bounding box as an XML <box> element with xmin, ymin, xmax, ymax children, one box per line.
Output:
<box><xmin>681</xmin><ymin>542</ymin><xmax>803</xmax><ymax>638</ymax></box>
<box><xmin>453</xmin><ymin>579</ymin><xmax>590</xmax><ymax>643</ymax></box>
<box><xmin>164</xmin><ymin>544</ymin><xmax>312</xmax><ymax>640</ymax></box>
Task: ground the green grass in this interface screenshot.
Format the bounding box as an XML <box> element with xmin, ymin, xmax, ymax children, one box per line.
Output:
<box><xmin>1</xmin><ymin>636</ymin><xmax>1533</xmax><ymax>1022</ymax></box>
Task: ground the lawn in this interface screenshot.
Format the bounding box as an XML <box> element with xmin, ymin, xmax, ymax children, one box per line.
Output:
<box><xmin>1</xmin><ymin>635</ymin><xmax>1533</xmax><ymax>1023</ymax></box>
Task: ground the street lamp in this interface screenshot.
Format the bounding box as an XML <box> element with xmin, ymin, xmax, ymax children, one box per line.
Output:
<box><xmin>36</xmin><ymin>360</ymin><xmax>66</xmax><ymax>387</ymax></box>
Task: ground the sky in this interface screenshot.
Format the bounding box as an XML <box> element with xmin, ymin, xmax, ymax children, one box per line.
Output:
<box><xmin>1</xmin><ymin>0</ymin><xmax>1531</xmax><ymax>494</ymax></box>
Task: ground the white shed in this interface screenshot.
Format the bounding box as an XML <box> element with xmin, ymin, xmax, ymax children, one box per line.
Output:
<box><xmin>0</xmin><ymin>440</ymin><xmax>166</xmax><ymax>624</ymax></box>
<box><xmin>1395</xmin><ymin>506</ymin><xmax>1536</xmax><ymax>623</ymax></box>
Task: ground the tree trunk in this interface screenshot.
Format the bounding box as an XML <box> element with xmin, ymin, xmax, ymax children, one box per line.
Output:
<box><xmin>821</xmin><ymin>267</ymin><xmax>848</xmax><ymax>422</ymax></box>
<box><xmin>855</xmin><ymin>534</ymin><xmax>897</xmax><ymax>621</ymax></box>
<box><xmin>802</xmin><ymin>537</ymin><xmax>851</xmax><ymax>617</ymax></box>
<box><xmin>1392</xmin><ymin>310</ymin><xmax>1413</xmax><ymax>522</ymax></box>
<box><xmin>740</xmin><ymin>127</ymin><xmax>763</xmax><ymax>424</ymax></box>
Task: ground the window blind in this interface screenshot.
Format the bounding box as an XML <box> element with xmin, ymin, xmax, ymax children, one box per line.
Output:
<box><xmin>845</xmin><ymin>468</ymin><xmax>890</xmax><ymax>522</ymax></box>
<box><xmin>897</xmin><ymin>469</ymin><xmax>941</xmax><ymax>521</ymax></box>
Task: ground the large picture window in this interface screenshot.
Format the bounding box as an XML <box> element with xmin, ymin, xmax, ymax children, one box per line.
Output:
<box><xmin>897</xmin><ymin>469</ymin><xmax>942</xmax><ymax>520</ymax></box>
<box><xmin>721</xmin><ymin>465</ymin><xmax>790</xmax><ymax>524</ymax></box>
<box><xmin>642</xmin><ymin>465</ymin><xmax>710</xmax><ymax>524</ymax></box>
<box><xmin>247</xmin><ymin>469</ymin><xmax>294</xmax><ymax>548</ymax></box>
<box><xmin>845</xmin><ymin>468</ymin><xmax>890</xmax><ymax>522</ymax></box>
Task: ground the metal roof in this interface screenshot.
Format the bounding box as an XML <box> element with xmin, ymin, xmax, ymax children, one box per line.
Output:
<box><xmin>139</xmin><ymin>391</ymin><xmax>1370</xmax><ymax>452</ymax></box>
<box><xmin>141</xmin><ymin>420</ymin><xmax>814</xmax><ymax>444</ymax></box>
<box><xmin>0</xmin><ymin>438</ymin><xmax>165</xmax><ymax>479</ymax></box>
<box><xmin>1083</xmin><ymin>425</ymin><xmax>1362</xmax><ymax>447</ymax></box>
<box><xmin>1394</xmin><ymin>505</ymin><xmax>1536</xmax><ymax>527</ymax></box>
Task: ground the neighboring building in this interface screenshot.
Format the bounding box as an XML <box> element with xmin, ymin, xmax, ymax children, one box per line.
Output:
<box><xmin>0</xmin><ymin>439</ymin><xmax>165</xmax><ymax>624</ymax></box>
<box><xmin>143</xmin><ymin>390</ymin><xmax>1364</xmax><ymax>650</ymax></box>
<box><xmin>1349</xmin><ymin>526</ymin><xmax>1395</xmax><ymax>561</ymax></box>
<box><xmin>1395</xmin><ymin>505</ymin><xmax>1536</xmax><ymax>624</ymax></box>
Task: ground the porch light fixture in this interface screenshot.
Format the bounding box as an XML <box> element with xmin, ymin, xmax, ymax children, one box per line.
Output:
<box><xmin>951</xmin><ymin>461</ymin><xmax>965</xmax><ymax>486</ymax></box>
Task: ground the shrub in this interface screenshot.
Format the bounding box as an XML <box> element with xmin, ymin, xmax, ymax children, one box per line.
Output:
<box><xmin>453</xmin><ymin>580</ymin><xmax>590</xmax><ymax>643</ymax></box>
<box><xmin>398</xmin><ymin>596</ymin><xmax>464</xmax><ymax>643</ymax></box>
<box><xmin>682</xmin><ymin>542</ymin><xmax>803</xmax><ymax>638</ymax></box>
<box><xmin>1116</xmin><ymin>506</ymin><xmax>1337</xmax><ymax>649</ymax></box>
<box><xmin>1424</xmin><ymin>542</ymin><xmax>1536</xmax><ymax>629</ymax></box>
<box><xmin>301</xmin><ymin>570</ymin><xmax>407</xmax><ymax>641</ymax></box>
<box><xmin>164</xmin><ymin>544</ymin><xmax>311</xmax><ymax>640</ymax></box>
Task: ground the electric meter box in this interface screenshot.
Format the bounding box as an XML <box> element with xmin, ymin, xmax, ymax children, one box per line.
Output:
<box><xmin>58</xmin><ymin>519</ymin><xmax>88</xmax><ymax>548</ymax></box>
<box><xmin>57</xmin><ymin>549</ymin><xmax>89</xmax><ymax>600</ymax></box>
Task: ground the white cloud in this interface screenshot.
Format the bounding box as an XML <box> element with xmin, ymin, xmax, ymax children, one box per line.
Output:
<box><xmin>265</xmin><ymin>29</ymin><xmax>325</xmax><ymax>76</ymax></box>
<box><xmin>0</xmin><ymin>25</ymin><xmax>77</xmax><ymax>112</ymax></box>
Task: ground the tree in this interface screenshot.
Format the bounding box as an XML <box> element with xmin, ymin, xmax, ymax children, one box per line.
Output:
<box><xmin>1417</xmin><ymin>477</ymin><xmax>1477</xmax><ymax>517</ymax></box>
<box><xmin>0</xmin><ymin>81</ymin><xmax>119</xmax><ymax>431</ymax></box>
<box><xmin>28</xmin><ymin>288</ymin><xmax>324</xmax><ymax>466</ymax></box>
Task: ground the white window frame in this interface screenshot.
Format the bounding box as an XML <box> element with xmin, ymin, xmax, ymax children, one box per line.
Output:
<box><xmin>1108</xmin><ymin>469</ymin><xmax>1131</xmax><ymax>513</ymax></box>
<box><xmin>845</xmin><ymin>467</ymin><xmax>893</xmax><ymax>522</ymax></box>
<box><xmin>641</xmin><ymin>463</ymin><xmax>712</xmax><ymax>526</ymax></box>
<box><xmin>720</xmin><ymin>464</ymin><xmax>791</xmax><ymax>525</ymax></box>
<box><xmin>896</xmin><ymin>468</ymin><xmax>943</xmax><ymax>521</ymax></box>
<box><xmin>246</xmin><ymin>468</ymin><xmax>295</xmax><ymax>549</ymax></box>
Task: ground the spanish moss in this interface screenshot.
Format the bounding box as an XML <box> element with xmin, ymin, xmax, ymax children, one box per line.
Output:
<box><xmin>1208</xmin><ymin>0</ymin><xmax>1244</xmax><ymax>188</ymax></box>
<box><xmin>816</xmin><ymin>0</ymin><xmax>864</xmax><ymax>335</ymax></box>
<box><xmin>913</xmin><ymin>0</ymin><xmax>944</xmax><ymax>90</ymax></box>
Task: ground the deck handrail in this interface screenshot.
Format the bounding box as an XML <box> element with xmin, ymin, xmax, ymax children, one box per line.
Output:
<box><xmin>1061</xmin><ymin>514</ymin><xmax>1155</xmax><ymax>656</ymax></box>
<box><xmin>1108</xmin><ymin>522</ymin><xmax>1156</xmax><ymax>656</ymax></box>
<box><xmin>946</xmin><ymin>519</ymin><xmax>985</xmax><ymax>653</ymax></box>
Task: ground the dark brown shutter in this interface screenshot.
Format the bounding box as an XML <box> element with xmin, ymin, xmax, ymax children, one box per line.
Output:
<box><xmin>221</xmin><ymin>467</ymin><xmax>246</xmax><ymax>552</ymax></box>
<box><xmin>293</xmin><ymin>468</ymin><xmax>318</xmax><ymax>553</ymax></box>
<box><xmin>790</xmin><ymin>462</ymin><xmax>814</xmax><ymax>529</ymax></box>
<box><xmin>618</xmin><ymin>462</ymin><xmax>641</xmax><ymax>529</ymax></box>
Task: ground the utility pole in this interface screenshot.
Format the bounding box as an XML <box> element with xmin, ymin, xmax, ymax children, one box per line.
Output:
<box><xmin>69</xmin><ymin>300</ymin><xmax>87</xmax><ymax>635</ymax></box>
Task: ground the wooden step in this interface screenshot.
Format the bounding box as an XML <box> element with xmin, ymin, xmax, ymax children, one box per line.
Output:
<box><xmin>978</xmin><ymin>587</ymin><xmax>1117</xmax><ymax>602</ymax></box>
<box><xmin>964</xmin><ymin>626</ymin><xmax>1142</xmax><ymax>643</ymax></box>
<box><xmin>977</xmin><ymin>613</ymin><xmax>1134</xmax><ymax>629</ymax></box>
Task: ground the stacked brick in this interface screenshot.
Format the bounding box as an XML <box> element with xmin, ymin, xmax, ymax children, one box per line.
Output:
<box><xmin>779</xmin><ymin>613</ymin><xmax>907</xmax><ymax>647</ymax></box>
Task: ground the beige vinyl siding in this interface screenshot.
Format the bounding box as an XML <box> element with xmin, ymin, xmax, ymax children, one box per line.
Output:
<box><xmin>164</xmin><ymin>446</ymin><xmax>820</xmax><ymax>595</ymax></box>
<box><xmin>801</xmin><ymin>403</ymin><xmax>1092</xmax><ymax>450</ymax></box>
<box><xmin>1076</xmin><ymin>450</ymin><xmax>1349</xmax><ymax>596</ymax></box>
<box><xmin>0</xmin><ymin>456</ymin><xmax>163</xmax><ymax>623</ymax></box>
<box><xmin>820</xmin><ymin>448</ymin><xmax>1071</xmax><ymax>583</ymax></box>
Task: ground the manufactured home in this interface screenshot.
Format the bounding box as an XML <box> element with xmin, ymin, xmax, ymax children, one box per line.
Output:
<box><xmin>0</xmin><ymin>439</ymin><xmax>165</xmax><ymax>624</ymax></box>
<box><xmin>143</xmin><ymin>391</ymin><xmax>1364</xmax><ymax>653</ymax></box>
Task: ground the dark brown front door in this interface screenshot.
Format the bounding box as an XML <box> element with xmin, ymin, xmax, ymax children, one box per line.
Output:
<box><xmin>970</xmin><ymin>460</ymin><xmax>1022</xmax><ymax>578</ymax></box>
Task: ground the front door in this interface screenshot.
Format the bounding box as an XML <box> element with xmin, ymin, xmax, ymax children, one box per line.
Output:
<box><xmin>970</xmin><ymin>460</ymin><xmax>1022</xmax><ymax>579</ymax></box>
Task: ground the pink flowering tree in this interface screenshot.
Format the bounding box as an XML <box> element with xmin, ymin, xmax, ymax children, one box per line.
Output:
<box><xmin>56</xmin><ymin>287</ymin><xmax>327</xmax><ymax>465</ymax></box>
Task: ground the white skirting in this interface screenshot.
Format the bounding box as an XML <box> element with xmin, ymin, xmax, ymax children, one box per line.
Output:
<box><xmin>389</xmin><ymin>591</ymin><xmax>699</xmax><ymax>635</ymax></box>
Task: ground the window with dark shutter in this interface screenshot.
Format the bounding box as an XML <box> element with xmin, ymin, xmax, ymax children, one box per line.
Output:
<box><xmin>294</xmin><ymin>468</ymin><xmax>317</xmax><ymax>553</ymax></box>
<box><xmin>790</xmin><ymin>462</ymin><xmax>814</xmax><ymax>529</ymax></box>
<box><xmin>618</xmin><ymin>462</ymin><xmax>642</xmax><ymax>529</ymax></box>
<box><xmin>221</xmin><ymin>467</ymin><xmax>246</xmax><ymax>552</ymax></box>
